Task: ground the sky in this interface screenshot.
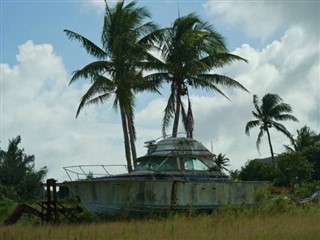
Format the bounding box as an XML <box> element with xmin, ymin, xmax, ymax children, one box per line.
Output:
<box><xmin>1</xmin><ymin>0</ymin><xmax>319</xmax><ymax>182</ymax></box>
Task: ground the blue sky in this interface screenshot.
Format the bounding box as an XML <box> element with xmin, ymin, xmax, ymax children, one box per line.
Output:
<box><xmin>1</xmin><ymin>0</ymin><xmax>319</xmax><ymax>181</ymax></box>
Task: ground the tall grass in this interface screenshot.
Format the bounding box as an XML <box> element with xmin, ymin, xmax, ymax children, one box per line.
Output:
<box><xmin>1</xmin><ymin>187</ymin><xmax>320</xmax><ymax>240</ymax></box>
<box><xmin>1</xmin><ymin>206</ymin><xmax>320</xmax><ymax>240</ymax></box>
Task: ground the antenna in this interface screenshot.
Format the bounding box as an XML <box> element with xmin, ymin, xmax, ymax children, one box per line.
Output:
<box><xmin>177</xmin><ymin>0</ymin><xmax>180</xmax><ymax>18</ymax></box>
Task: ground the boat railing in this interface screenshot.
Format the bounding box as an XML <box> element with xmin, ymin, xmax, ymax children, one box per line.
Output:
<box><xmin>63</xmin><ymin>164</ymin><xmax>128</xmax><ymax>181</ymax></box>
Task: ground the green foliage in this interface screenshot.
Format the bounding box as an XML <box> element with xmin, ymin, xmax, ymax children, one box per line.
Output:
<box><xmin>245</xmin><ymin>93</ymin><xmax>298</xmax><ymax>168</ymax></box>
<box><xmin>239</xmin><ymin>159</ymin><xmax>277</xmax><ymax>182</ymax></box>
<box><xmin>76</xmin><ymin>208</ymin><xmax>96</xmax><ymax>223</ymax></box>
<box><xmin>285</xmin><ymin>126</ymin><xmax>320</xmax><ymax>180</ymax></box>
<box><xmin>0</xmin><ymin>136</ymin><xmax>47</xmax><ymax>202</ymax></box>
<box><xmin>229</xmin><ymin>169</ymin><xmax>240</xmax><ymax>181</ymax></box>
<box><xmin>286</xmin><ymin>125</ymin><xmax>320</xmax><ymax>152</ymax></box>
<box><xmin>294</xmin><ymin>181</ymin><xmax>320</xmax><ymax>198</ymax></box>
<box><xmin>65</xmin><ymin>0</ymin><xmax>161</xmax><ymax>170</ymax></box>
<box><xmin>213</xmin><ymin>153</ymin><xmax>230</xmax><ymax>172</ymax></box>
<box><xmin>277</xmin><ymin>151</ymin><xmax>314</xmax><ymax>187</ymax></box>
<box><xmin>152</xmin><ymin>13</ymin><xmax>247</xmax><ymax>137</ymax></box>
<box><xmin>0</xmin><ymin>197</ymin><xmax>15</xmax><ymax>221</ymax></box>
<box><xmin>239</xmin><ymin>152</ymin><xmax>315</xmax><ymax>187</ymax></box>
<box><xmin>301</xmin><ymin>145</ymin><xmax>320</xmax><ymax>180</ymax></box>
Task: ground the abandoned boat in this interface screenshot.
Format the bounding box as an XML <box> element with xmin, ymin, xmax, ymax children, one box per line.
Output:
<box><xmin>63</xmin><ymin>137</ymin><xmax>268</xmax><ymax>216</ymax></box>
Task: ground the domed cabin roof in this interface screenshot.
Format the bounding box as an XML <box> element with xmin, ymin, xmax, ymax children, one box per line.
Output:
<box><xmin>144</xmin><ymin>137</ymin><xmax>214</xmax><ymax>159</ymax></box>
<box><xmin>134</xmin><ymin>137</ymin><xmax>217</xmax><ymax>172</ymax></box>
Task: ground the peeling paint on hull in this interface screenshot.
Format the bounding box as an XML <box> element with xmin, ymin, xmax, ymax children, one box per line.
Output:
<box><xmin>65</xmin><ymin>178</ymin><xmax>268</xmax><ymax>216</ymax></box>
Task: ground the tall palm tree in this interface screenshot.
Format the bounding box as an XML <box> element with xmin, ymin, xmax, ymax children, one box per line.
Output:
<box><xmin>213</xmin><ymin>153</ymin><xmax>230</xmax><ymax>172</ymax></box>
<box><xmin>245</xmin><ymin>93</ymin><xmax>298</xmax><ymax>168</ymax></box>
<box><xmin>144</xmin><ymin>13</ymin><xmax>248</xmax><ymax>138</ymax></box>
<box><xmin>64</xmin><ymin>1</ymin><xmax>160</xmax><ymax>172</ymax></box>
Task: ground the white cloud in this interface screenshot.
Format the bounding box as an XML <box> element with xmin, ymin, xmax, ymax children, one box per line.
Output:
<box><xmin>81</xmin><ymin>0</ymin><xmax>121</xmax><ymax>13</ymax></box>
<box><xmin>204</xmin><ymin>0</ymin><xmax>320</xmax><ymax>40</ymax></box>
<box><xmin>1</xmin><ymin>41</ymin><xmax>127</xmax><ymax>181</ymax></box>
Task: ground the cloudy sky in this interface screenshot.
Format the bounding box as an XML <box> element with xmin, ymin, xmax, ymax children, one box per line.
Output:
<box><xmin>1</xmin><ymin>0</ymin><xmax>319</xmax><ymax>181</ymax></box>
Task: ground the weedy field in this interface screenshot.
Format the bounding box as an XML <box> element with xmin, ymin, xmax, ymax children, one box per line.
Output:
<box><xmin>1</xmin><ymin>203</ymin><xmax>320</xmax><ymax>240</ymax></box>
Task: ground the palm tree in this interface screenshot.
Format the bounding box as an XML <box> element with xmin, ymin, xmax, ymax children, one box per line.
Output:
<box><xmin>144</xmin><ymin>13</ymin><xmax>248</xmax><ymax>138</ymax></box>
<box><xmin>285</xmin><ymin>126</ymin><xmax>320</xmax><ymax>152</ymax></box>
<box><xmin>245</xmin><ymin>93</ymin><xmax>298</xmax><ymax>168</ymax></box>
<box><xmin>64</xmin><ymin>1</ymin><xmax>160</xmax><ymax>172</ymax></box>
<box><xmin>214</xmin><ymin>153</ymin><xmax>230</xmax><ymax>172</ymax></box>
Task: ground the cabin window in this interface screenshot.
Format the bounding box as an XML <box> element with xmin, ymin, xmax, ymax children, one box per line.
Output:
<box><xmin>184</xmin><ymin>157</ymin><xmax>210</xmax><ymax>171</ymax></box>
<box><xmin>134</xmin><ymin>156</ymin><xmax>178</xmax><ymax>171</ymax></box>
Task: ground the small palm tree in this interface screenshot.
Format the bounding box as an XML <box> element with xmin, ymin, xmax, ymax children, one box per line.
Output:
<box><xmin>229</xmin><ymin>169</ymin><xmax>240</xmax><ymax>181</ymax></box>
<box><xmin>245</xmin><ymin>93</ymin><xmax>298</xmax><ymax>168</ymax></box>
<box><xmin>213</xmin><ymin>153</ymin><xmax>230</xmax><ymax>172</ymax></box>
<box><xmin>64</xmin><ymin>1</ymin><xmax>160</xmax><ymax>172</ymax></box>
<box><xmin>144</xmin><ymin>13</ymin><xmax>248</xmax><ymax>138</ymax></box>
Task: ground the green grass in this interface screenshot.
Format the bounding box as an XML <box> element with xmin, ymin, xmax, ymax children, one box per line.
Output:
<box><xmin>1</xmin><ymin>206</ymin><xmax>320</xmax><ymax>240</ymax></box>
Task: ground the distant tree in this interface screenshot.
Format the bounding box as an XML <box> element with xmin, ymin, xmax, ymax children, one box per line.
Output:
<box><xmin>213</xmin><ymin>153</ymin><xmax>230</xmax><ymax>172</ymax></box>
<box><xmin>0</xmin><ymin>136</ymin><xmax>47</xmax><ymax>202</ymax></box>
<box><xmin>229</xmin><ymin>169</ymin><xmax>240</xmax><ymax>181</ymax></box>
<box><xmin>285</xmin><ymin>126</ymin><xmax>320</xmax><ymax>180</ymax></box>
<box><xmin>277</xmin><ymin>152</ymin><xmax>314</xmax><ymax>187</ymax></box>
<box><xmin>285</xmin><ymin>125</ymin><xmax>320</xmax><ymax>152</ymax></box>
<box><xmin>245</xmin><ymin>93</ymin><xmax>298</xmax><ymax>168</ymax></box>
<box><xmin>301</xmin><ymin>145</ymin><xmax>320</xmax><ymax>180</ymax></box>
<box><xmin>239</xmin><ymin>160</ymin><xmax>277</xmax><ymax>182</ymax></box>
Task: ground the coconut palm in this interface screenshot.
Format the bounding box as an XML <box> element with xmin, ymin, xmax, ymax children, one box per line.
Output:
<box><xmin>64</xmin><ymin>1</ymin><xmax>160</xmax><ymax>172</ymax></box>
<box><xmin>245</xmin><ymin>93</ymin><xmax>298</xmax><ymax>168</ymax></box>
<box><xmin>285</xmin><ymin>126</ymin><xmax>320</xmax><ymax>152</ymax></box>
<box><xmin>144</xmin><ymin>13</ymin><xmax>248</xmax><ymax>138</ymax></box>
<box><xmin>214</xmin><ymin>153</ymin><xmax>230</xmax><ymax>172</ymax></box>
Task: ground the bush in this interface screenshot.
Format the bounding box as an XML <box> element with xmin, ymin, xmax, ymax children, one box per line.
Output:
<box><xmin>277</xmin><ymin>152</ymin><xmax>314</xmax><ymax>187</ymax></box>
<box><xmin>294</xmin><ymin>181</ymin><xmax>320</xmax><ymax>198</ymax></box>
<box><xmin>239</xmin><ymin>160</ymin><xmax>277</xmax><ymax>182</ymax></box>
<box><xmin>0</xmin><ymin>197</ymin><xmax>15</xmax><ymax>221</ymax></box>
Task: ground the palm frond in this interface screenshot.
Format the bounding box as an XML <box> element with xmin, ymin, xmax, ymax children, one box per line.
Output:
<box><xmin>253</xmin><ymin>95</ymin><xmax>263</xmax><ymax>116</ymax></box>
<box><xmin>201</xmin><ymin>53</ymin><xmax>247</xmax><ymax>69</ymax></box>
<box><xmin>188</xmin><ymin>75</ymin><xmax>230</xmax><ymax>100</ymax></box>
<box><xmin>162</xmin><ymin>91</ymin><xmax>176</xmax><ymax>137</ymax></box>
<box><xmin>181</xmin><ymin>96</ymin><xmax>194</xmax><ymax>138</ymax></box>
<box><xmin>272</xmin><ymin>121</ymin><xmax>293</xmax><ymax>140</ymax></box>
<box><xmin>76</xmin><ymin>92</ymin><xmax>112</xmax><ymax>118</ymax></box>
<box><xmin>274</xmin><ymin>113</ymin><xmax>298</xmax><ymax>122</ymax></box>
<box><xmin>261</xmin><ymin>93</ymin><xmax>283</xmax><ymax>114</ymax></box>
<box><xmin>64</xmin><ymin>30</ymin><xmax>107</xmax><ymax>59</ymax></box>
<box><xmin>245</xmin><ymin>120</ymin><xmax>260</xmax><ymax>136</ymax></box>
<box><xmin>69</xmin><ymin>61</ymin><xmax>113</xmax><ymax>85</ymax></box>
<box><xmin>252</xmin><ymin>111</ymin><xmax>262</xmax><ymax>120</ymax></box>
<box><xmin>75</xmin><ymin>75</ymin><xmax>115</xmax><ymax>117</ymax></box>
<box><xmin>205</xmin><ymin>74</ymin><xmax>249</xmax><ymax>92</ymax></box>
<box><xmin>256</xmin><ymin>129</ymin><xmax>264</xmax><ymax>153</ymax></box>
<box><xmin>270</xmin><ymin>102</ymin><xmax>292</xmax><ymax>115</ymax></box>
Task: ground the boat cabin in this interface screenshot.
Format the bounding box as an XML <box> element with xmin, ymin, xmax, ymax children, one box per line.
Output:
<box><xmin>134</xmin><ymin>137</ymin><xmax>216</xmax><ymax>172</ymax></box>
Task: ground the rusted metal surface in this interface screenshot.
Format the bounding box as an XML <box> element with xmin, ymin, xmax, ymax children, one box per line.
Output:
<box><xmin>5</xmin><ymin>179</ymin><xmax>81</xmax><ymax>225</ymax></box>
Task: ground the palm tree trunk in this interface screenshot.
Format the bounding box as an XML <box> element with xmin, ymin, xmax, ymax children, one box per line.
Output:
<box><xmin>266</xmin><ymin>128</ymin><xmax>276</xmax><ymax>168</ymax></box>
<box><xmin>120</xmin><ymin>108</ymin><xmax>133</xmax><ymax>172</ymax></box>
<box><xmin>172</xmin><ymin>89</ymin><xmax>181</xmax><ymax>137</ymax></box>
<box><xmin>127</xmin><ymin>113</ymin><xmax>137</xmax><ymax>162</ymax></box>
